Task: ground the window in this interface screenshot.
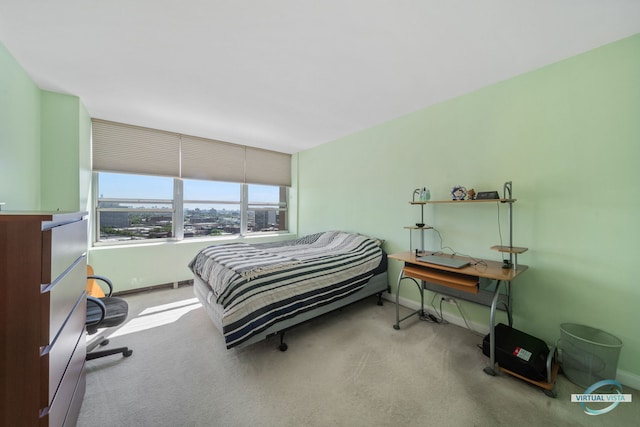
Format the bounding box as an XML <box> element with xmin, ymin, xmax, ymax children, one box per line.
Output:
<box><xmin>91</xmin><ymin>119</ymin><xmax>291</xmax><ymax>244</ymax></box>
<box><xmin>247</xmin><ymin>184</ymin><xmax>288</xmax><ymax>233</ymax></box>
<box><xmin>96</xmin><ymin>173</ymin><xmax>174</xmax><ymax>242</ymax></box>
<box><xmin>95</xmin><ymin>172</ymin><xmax>288</xmax><ymax>244</ymax></box>
<box><xmin>183</xmin><ymin>179</ymin><xmax>241</xmax><ymax>238</ymax></box>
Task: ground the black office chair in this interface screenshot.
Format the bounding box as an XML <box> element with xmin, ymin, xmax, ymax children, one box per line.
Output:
<box><xmin>86</xmin><ymin>267</ymin><xmax>133</xmax><ymax>360</ymax></box>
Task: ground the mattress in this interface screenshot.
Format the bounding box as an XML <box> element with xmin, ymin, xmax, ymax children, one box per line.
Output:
<box><xmin>188</xmin><ymin>231</ymin><xmax>387</xmax><ymax>349</ymax></box>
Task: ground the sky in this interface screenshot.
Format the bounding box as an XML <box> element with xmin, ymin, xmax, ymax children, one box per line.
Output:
<box><xmin>98</xmin><ymin>172</ymin><xmax>280</xmax><ymax>205</ymax></box>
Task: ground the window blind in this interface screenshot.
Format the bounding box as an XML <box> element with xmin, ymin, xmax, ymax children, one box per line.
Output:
<box><xmin>92</xmin><ymin>119</ymin><xmax>291</xmax><ymax>186</ymax></box>
<box><xmin>180</xmin><ymin>135</ymin><xmax>245</xmax><ymax>182</ymax></box>
<box><xmin>92</xmin><ymin>119</ymin><xmax>180</xmax><ymax>177</ymax></box>
<box><xmin>245</xmin><ymin>146</ymin><xmax>292</xmax><ymax>187</ymax></box>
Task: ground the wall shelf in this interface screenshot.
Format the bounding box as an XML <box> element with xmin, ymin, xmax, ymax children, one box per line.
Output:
<box><xmin>491</xmin><ymin>245</ymin><xmax>528</xmax><ymax>254</ymax></box>
<box><xmin>410</xmin><ymin>198</ymin><xmax>516</xmax><ymax>205</ymax></box>
<box><xmin>405</xmin><ymin>182</ymin><xmax>527</xmax><ymax>269</ymax></box>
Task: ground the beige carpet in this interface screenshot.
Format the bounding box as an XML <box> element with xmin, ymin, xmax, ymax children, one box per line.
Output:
<box><xmin>78</xmin><ymin>285</ymin><xmax>638</xmax><ymax>427</ymax></box>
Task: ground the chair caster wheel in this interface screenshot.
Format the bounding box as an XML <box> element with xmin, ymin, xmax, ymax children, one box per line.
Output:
<box><xmin>100</xmin><ymin>339</ymin><xmax>110</xmax><ymax>346</ymax></box>
<box><xmin>123</xmin><ymin>349</ymin><xmax>133</xmax><ymax>357</ymax></box>
<box><xmin>279</xmin><ymin>343</ymin><xmax>288</xmax><ymax>352</ymax></box>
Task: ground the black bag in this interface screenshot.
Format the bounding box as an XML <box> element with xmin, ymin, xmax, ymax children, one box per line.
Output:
<box><xmin>483</xmin><ymin>323</ymin><xmax>550</xmax><ymax>382</ymax></box>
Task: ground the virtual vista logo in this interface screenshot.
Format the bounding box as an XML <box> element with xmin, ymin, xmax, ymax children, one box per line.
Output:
<box><xmin>571</xmin><ymin>380</ymin><xmax>633</xmax><ymax>416</ymax></box>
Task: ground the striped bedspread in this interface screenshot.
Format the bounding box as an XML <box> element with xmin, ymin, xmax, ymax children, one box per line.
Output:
<box><xmin>188</xmin><ymin>231</ymin><xmax>385</xmax><ymax>348</ymax></box>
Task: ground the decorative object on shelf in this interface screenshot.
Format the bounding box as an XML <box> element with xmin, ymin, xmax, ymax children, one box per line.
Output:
<box><xmin>421</xmin><ymin>187</ymin><xmax>430</xmax><ymax>201</ymax></box>
<box><xmin>467</xmin><ymin>189</ymin><xmax>476</xmax><ymax>200</ymax></box>
<box><xmin>451</xmin><ymin>185</ymin><xmax>467</xmax><ymax>200</ymax></box>
<box><xmin>412</xmin><ymin>188</ymin><xmax>430</xmax><ymax>227</ymax></box>
<box><xmin>412</xmin><ymin>187</ymin><xmax>431</xmax><ymax>202</ymax></box>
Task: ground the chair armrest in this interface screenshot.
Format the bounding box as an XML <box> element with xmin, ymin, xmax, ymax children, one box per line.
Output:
<box><xmin>87</xmin><ymin>274</ymin><xmax>114</xmax><ymax>296</ymax></box>
<box><xmin>86</xmin><ymin>296</ymin><xmax>106</xmax><ymax>327</ymax></box>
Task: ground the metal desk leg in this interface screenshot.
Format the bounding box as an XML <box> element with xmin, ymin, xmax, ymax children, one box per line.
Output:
<box><xmin>483</xmin><ymin>280</ymin><xmax>503</xmax><ymax>376</ymax></box>
<box><xmin>394</xmin><ymin>268</ymin><xmax>404</xmax><ymax>330</ymax></box>
<box><xmin>393</xmin><ymin>267</ymin><xmax>424</xmax><ymax>330</ymax></box>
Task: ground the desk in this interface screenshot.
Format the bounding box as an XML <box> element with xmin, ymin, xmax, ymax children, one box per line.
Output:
<box><xmin>389</xmin><ymin>251</ymin><xmax>528</xmax><ymax>376</ymax></box>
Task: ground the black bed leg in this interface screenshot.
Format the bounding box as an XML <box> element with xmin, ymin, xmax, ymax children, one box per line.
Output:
<box><xmin>278</xmin><ymin>332</ymin><xmax>288</xmax><ymax>352</ymax></box>
<box><xmin>376</xmin><ymin>292</ymin><xmax>384</xmax><ymax>306</ymax></box>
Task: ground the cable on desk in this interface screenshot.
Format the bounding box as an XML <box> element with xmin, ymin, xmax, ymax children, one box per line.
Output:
<box><xmin>430</xmin><ymin>227</ymin><xmax>488</xmax><ymax>269</ymax></box>
<box><xmin>429</xmin><ymin>228</ymin><xmax>456</xmax><ymax>256</ymax></box>
<box><xmin>433</xmin><ymin>227</ymin><xmax>489</xmax><ymax>270</ymax></box>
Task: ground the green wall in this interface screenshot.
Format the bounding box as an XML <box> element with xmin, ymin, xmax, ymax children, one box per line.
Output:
<box><xmin>0</xmin><ymin>43</ymin><xmax>42</xmax><ymax>210</ymax></box>
<box><xmin>297</xmin><ymin>35</ymin><xmax>640</xmax><ymax>385</ymax></box>
<box><xmin>0</xmin><ymin>43</ymin><xmax>90</xmax><ymax>212</ymax></box>
<box><xmin>41</xmin><ymin>90</ymin><xmax>91</xmax><ymax>212</ymax></box>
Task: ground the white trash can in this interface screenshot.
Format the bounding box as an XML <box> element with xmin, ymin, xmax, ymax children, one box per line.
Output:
<box><xmin>559</xmin><ymin>323</ymin><xmax>623</xmax><ymax>388</ymax></box>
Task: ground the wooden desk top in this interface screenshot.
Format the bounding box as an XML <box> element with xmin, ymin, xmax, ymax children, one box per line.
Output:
<box><xmin>388</xmin><ymin>251</ymin><xmax>528</xmax><ymax>282</ymax></box>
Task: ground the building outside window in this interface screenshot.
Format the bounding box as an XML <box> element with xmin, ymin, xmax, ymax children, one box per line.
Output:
<box><xmin>95</xmin><ymin>172</ymin><xmax>288</xmax><ymax>244</ymax></box>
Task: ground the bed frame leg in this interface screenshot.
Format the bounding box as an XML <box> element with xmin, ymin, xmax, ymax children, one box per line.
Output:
<box><xmin>278</xmin><ymin>332</ymin><xmax>288</xmax><ymax>352</ymax></box>
<box><xmin>376</xmin><ymin>292</ymin><xmax>384</xmax><ymax>306</ymax></box>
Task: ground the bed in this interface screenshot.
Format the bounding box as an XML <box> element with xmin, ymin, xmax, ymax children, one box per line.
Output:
<box><xmin>188</xmin><ymin>231</ymin><xmax>388</xmax><ymax>350</ymax></box>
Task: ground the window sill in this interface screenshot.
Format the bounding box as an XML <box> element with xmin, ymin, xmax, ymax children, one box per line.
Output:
<box><xmin>91</xmin><ymin>232</ymin><xmax>297</xmax><ymax>250</ymax></box>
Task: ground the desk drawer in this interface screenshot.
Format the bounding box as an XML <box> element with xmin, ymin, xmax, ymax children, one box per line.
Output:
<box><xmin>403</xmin><ymin>265</ymin><xmax>479</xmax><ymax>294</ymax></box>
<box><xmin>42</xmin><ymin>257</ymin><xmax>86</xmax><ymax>344</ymax></box>
<box><xmin>42</xmin><ymin>219</ymin><xmax>87</xmax><ymax>284</ymax></box>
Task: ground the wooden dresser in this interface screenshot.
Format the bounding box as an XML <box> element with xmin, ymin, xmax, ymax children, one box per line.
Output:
<box><xmin>1</xmin><ymin>212</ymin><xmax>88</xmax><ymax>427</ymax></box>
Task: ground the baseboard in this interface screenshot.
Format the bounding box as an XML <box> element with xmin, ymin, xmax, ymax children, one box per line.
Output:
<box><xmin>382</xmin><ymin>292</ymin><xmax>640</xmax><ymax>390</ymax></box>
<box><xmin>616</xmin><ymin>370</ymin><xmax>640</xmax><ymax>391</ymax></box>
<box><xmin>113</xmin><ymin>280</ymin><xmax>193</xmax><ymax>296</ymax></box>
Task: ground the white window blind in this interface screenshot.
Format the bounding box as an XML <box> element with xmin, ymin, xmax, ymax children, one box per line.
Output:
<box><xmin>180</xmin><ymin>135</ymin><xmax>245</xmax><ymax>182</ymax></box>
<box><xmin>92</xmin><ymin>119</ymin><xmax>180</xmax><ymax>177</ymax></box>
<box><xmin>92</xmin><ymin>119</ymin><xmax>291</xmax><ymax>186</ymax></box>
<box><xmin>245</xmin><ymin>146</ymin><xmax>292</xmax><ymax>187</ymax></box>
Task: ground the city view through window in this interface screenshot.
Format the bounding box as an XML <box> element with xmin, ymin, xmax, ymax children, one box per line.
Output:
<box><xmin>96</xmin><ymin>173</ymin><xmax>287</xmax><ymax>242</ymax></box>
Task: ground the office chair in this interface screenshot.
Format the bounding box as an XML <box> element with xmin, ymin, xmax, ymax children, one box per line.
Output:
<box><xmin>86</xmin><ymin>266</ymin><xmax>133</xmax><ymax>360</ymax></box>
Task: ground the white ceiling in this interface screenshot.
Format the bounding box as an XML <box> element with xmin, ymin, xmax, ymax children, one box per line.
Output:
<box><xmin>1</xmin><ymin>1</ymin><xmax>639</xmax><ymax>154</ymax></box>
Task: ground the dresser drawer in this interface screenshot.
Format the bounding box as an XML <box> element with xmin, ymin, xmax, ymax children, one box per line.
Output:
<box><xmin>42</xmin><ymin>218</ymin><xmax>87</xmax><ymax>285</ymax></box>
<box><xmin>40</xmin><ymin>333</ymin><xmax>86</xmax><ymax>427</ymax></box>
<box><xmin>42</xmin><ymin>256</ymin><xmax>87</xmax><ymax>345</ymax></box>
<box><xmin>40</xmin><ymin>293</ymin><xmax>86</xmax><ymax>407</ymax></box>
<box><xmin>62</xmin><ymin>365</ymin><xmax>86</xmax><ymax>427</ymax></box>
